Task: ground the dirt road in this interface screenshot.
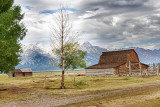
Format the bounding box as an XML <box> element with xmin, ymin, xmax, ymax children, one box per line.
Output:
<box><xmin>1</xmin><ymin>82</ymin><xmax>160</xmax><ymax>107</ymax></box>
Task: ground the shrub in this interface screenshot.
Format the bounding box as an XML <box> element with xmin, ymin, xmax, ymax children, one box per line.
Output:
<box><xmin>73</xmin><ymin>80</ymin><xmax>88</xmax><ymax>89</ymax></box>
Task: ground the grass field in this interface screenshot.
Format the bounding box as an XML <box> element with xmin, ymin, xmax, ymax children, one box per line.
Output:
<box><xmin>1</xmin><ymin>71</ymin><xmax>160</xmax><ymax>106</ymax></box>
<box><xmin>68</xmin><ymin>89</ymin><xmax>160</xmax><ymax>107</ymax></box>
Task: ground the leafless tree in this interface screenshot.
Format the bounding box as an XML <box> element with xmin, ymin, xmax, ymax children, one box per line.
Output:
<box><xmin>50</xmin><ymin>5</ymin><xmax>73</xmax><ymax>89</ymax></box>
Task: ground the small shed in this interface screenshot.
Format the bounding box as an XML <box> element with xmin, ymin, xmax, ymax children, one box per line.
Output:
<box><xmin>8</xmin><ymin>68</ymin><xmax>32</xmax><ymax>77</ymax></box>
<box><xmin>85</xmin><ymin>49</ymin><xmax>149</xmax><ymax>76</ymax></box>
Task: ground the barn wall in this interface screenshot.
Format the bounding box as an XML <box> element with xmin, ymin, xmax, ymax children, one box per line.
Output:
<box><xmin>24</xmin><ymin>72</ymin><xmax>32</xmax><ymax>77</ymax></box>
<box><xmin>14</xmin><ymin>72</ymin><xmax>24</xmax><ymax>77</ymax></box>
<box><xmin>119</xmin><ymin>64</ymin><xmax>129</xmax><ymax>75</ymax></box>
<box><xmin>119</xmin><ymin>63</ymin><xmax>149</xmax><ymax>76</ymax></box>
<box><xmin>85</xmin><ymin>68</ymin><xmax>116</xmax><ymax>77</ymax></box>
<box><xmin>9</xmin><ymin>72</ymin><xmax>33</xmax><ymax>77</ymax></box>
<box><xmin>115</xmin><ymin>67</ymin><xmax>119</xmax><ymax>75</ymax></box>
<box><xmin>141</xmin><ymin>64</ymin><xmax>148</xmax><ymax>70</ymax></box>
<box><xmin>128</xmin><ymin>51</ymin><xmax>139</xmax><ymax>63</ymax></box>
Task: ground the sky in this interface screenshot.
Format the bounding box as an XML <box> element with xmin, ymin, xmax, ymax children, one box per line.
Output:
<box><xmin>14</xmin><ymin>0</ymin><xmax>160</xmax><ymax>50</ymax></box>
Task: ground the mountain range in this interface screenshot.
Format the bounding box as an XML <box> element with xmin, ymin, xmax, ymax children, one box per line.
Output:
<box><xmin>16</xmin><ymin>42</ymin><xmax>160</xmax><ymax>71</ymax></box>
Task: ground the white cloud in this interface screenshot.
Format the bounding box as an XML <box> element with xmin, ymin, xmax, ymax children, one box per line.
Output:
<box><xmin>15</xmin><ymin>0</ymin><xmax>160</xmax><ymax>50</ymax></box>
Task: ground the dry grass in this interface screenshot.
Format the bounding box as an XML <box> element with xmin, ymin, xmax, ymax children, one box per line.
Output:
<box><xmin>69</xmin><ymin>87</ymin><xmax>160</xmax><ymax>107</ymax></box>
<box><xmin>1</xmin><ymin>71</ymin><xmax>160</xmax><ymax>106</ymax></box>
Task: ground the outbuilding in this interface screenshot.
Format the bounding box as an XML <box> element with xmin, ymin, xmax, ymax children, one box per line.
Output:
<box><xmin>8</xmin><ymin>68</ymin><xmax>32</xmax><ymax>77</ymax></box>
<box><xmin>85</xmin><ymin>49</ymin><xmax>149</xmax><ymax>76</ymax></box>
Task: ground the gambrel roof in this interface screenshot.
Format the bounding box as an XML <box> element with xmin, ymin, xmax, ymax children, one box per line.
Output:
<box><xmin>86</xmin><ymin>49</ymin><xmax>148</xmax><ymax>69</ymax></box>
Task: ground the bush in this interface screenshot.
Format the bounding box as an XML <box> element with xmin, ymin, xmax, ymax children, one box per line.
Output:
<box><xmin>73</xmin><ymin>80</ymin><xmax>88</xmax><ymax>89</ymax></box>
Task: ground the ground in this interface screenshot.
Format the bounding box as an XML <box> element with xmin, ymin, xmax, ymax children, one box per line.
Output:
<box><xmin>1</xmin><ymin>71</ymin><xmax>160</xmax><ymax>107</ymax></box>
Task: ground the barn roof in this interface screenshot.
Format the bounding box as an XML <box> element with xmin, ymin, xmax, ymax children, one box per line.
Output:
<box><xmin>13</xmin><ymin>69</ymin><xmax>22</xmax><ymax>72</ymax></box>
<box><xmin>98</xmin><ymin>49</ymin><xmax>136</xmax><ymax>64</ymax></box>
<box><xmin>11</xmin><ymin>68</ymin><xmax>32</xmax><ymax>73</ymax></box>
<box><xmin>102</xmin><ymin>49</ymin><xmax>134</xmax><ymax>56</ymax></box>
<box><xmin>20</xmin><ymin>68</ymin><xmax>32</xmax><ymax>72</ymax></box>
<box><xmin>86</xmin><ymin>49</ymin><xmax>139</xmax><ymax>69</ymax></box>
<box><xmin>86</xmin><ymin>63</ymin><xmax>125</xmax><ymax>69</ymax></box>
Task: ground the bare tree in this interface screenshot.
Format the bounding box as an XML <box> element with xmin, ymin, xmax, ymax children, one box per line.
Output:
<box><xmin>50</xmin><ymin>5</ymin><xmax>72</xmax><ymax>89</ymax></box>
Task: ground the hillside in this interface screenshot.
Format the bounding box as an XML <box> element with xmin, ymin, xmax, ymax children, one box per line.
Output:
<box><xmin>16</xmin><ymin>42</ymin><xmax>160</xmax><ymax>71</ymax></box>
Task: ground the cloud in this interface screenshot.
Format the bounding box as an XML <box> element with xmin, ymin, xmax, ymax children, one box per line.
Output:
<box><xmin>14</xmin><ymin>0</ymin><xmax>160</xmax><ymax>50</ymax></box>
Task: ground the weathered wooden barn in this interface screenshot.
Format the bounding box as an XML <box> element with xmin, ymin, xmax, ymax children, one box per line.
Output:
<box><xmin>85</xmin><ymin>49</ymin><xmax>149</xmax><ymax>76</ymax></box>
<box><xmin>8</xmin><ymin>68</ymin><xmax>32</xmax><ymax>77</ymax></box>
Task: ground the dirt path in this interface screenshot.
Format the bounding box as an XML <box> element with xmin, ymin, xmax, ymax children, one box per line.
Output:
<box><xmin>1</xmin><ymin>83</ymin><xmax>160</xmax><ymax>107</ymax></box>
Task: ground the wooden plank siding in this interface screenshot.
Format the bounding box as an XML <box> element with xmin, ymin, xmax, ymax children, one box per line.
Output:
<box><xmin>8</xmin><ymin>69</ymin><xmax>32</xmax><ymax>78</ymax></box>
<box><xmin>86</xmin><ymin>69</ymin><xmax>115</xmax><ymax>77</ymax></box>
<box><xmin>86</xmin><ymin>49</ymin><xmax>149</xmax><ymax>77</ymax></box>
<box><xmin>23</xmin><ymin>72</ymin><xmax>32</xmax><ymax>77</ymax></box>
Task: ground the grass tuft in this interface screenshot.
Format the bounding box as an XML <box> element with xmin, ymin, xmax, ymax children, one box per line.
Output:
<box><xmin>73</xmin><ymin>80</ymin><xmax>88</xmax><ymax>89</ymax></box>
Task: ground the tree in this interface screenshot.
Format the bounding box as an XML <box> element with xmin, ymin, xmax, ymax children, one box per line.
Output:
<box><xmin>55</xmin><ymin>42</ymin><xmax>87</xmax><ymax>70</ymax></box>
<box><xmin>51</xmin><ymin>5</ymin><xmax>86</xmax><ymax>89</ymax></box>
<box><xmin>0</xmin><ymin>0</ymin><xmax>27</xmax><ymax>73</ymax></box>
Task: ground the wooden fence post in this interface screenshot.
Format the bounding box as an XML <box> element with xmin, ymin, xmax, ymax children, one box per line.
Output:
<box><xmin>159</xmin><ymin>63</ymin><xmax>160</xmax><ymax>73</ymax></box>
<box><xmin>153</xmin><ymin>63</ymin><xmax>156</xmax><ymax>72</ymax></box>
<box><xmin>43</xmin><ymin>75</ymin><xmax>47</xmax><ymax>88</ymax></box>
<box><xmin>146</xmin><ymin>69</ymin><xmax>149</xmax><ymax>76</ymax></box>
<box><xmin>129</xmin><ymin>61</ymin><xmax>131</xmax><ymax>76</ymax></box>
<box><xmin>74</xmin><ymin>77</ymin><xmax>76</xmax><ymax>84</ymax></box>
<box><xmin>153</xmin><ymin>63</ymin><xmax>156</xmax><ymax>75</ymax></box>
<box><xmin>157</xmin><ymin>63</ymin><xmax>160</xmax><ymax>75</ymax></box>
<box><xmin>139</xmin><ymin>62</ymin><xmax>142</xmax><ymax>76</ymax></box>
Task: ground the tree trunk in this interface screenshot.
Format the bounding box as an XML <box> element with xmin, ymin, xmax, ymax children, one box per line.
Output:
<box><xmin>61</xmin><ymin>13</ymin><xmax>65</xmax><ymax>89</ymax></box>
<box><xmin>51</xmin><ymin>7</ymin><xmax>72</xmax><ymax>89</ymax></box>
<box><xmin>61</xmin><ymin>43</ymin><xmax>65</xmax><ymax>89</ymax></box>
<box><xmin>61</xmin><ymin>58</ymin><xmax>65</xmax><ymax>89</ymax></box>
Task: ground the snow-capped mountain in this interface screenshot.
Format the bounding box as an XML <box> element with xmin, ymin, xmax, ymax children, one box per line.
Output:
<box><xmin>16</xmin><ymin>44</ymin><xmax>57</xmax><ymax>71</ymax></box>
<box><xmin>79</xmin><ymin>41</ymin><xmax>107</xmax><ymax>54</ymax></box>
<box><xmin>111</xmin><ymin>47</ymin><xmax>160</xmax><ymax>65</ymax></box>
<box><xmin>129</xmin><ymin>47</ymin><xmax>160</xmax><ymax>65</ymax></box>
<box><xmin>16</xmin><ymin>42</ymin><xmax>160</xmax><ymax>71</ymax></box>
<box><xmin>79</xmin><ymin>41</ymin><xmax>107</xmax><ymax>66</ymax></box>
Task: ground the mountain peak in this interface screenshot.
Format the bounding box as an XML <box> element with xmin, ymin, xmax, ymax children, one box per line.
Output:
<box><xmin>17</xmin><ymin>41</ymin><xmax>160</xmax><ymax>71</ymax></box>
<box><xmin>82</xmin><ymin>41</ymin><xmax>92</xmax><ymax>46</ymax></box>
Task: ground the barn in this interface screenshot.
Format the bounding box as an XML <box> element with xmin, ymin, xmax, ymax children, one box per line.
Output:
<box><xmin>85</xmin><ymin>49</ymin><xmax>149</xmax><ymax>76</ymax></box>
<box><xmin>8</xmin><ymin>68</ymin><xmax>32</xmax><ymax>77</ymax></box>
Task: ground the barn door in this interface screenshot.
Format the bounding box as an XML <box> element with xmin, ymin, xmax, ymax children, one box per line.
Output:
<box><xmin>13</xmin><ymin>73</ymin><xmax>15</xmax><ymax>77</ymax></box>
<box><xmin>23</xmin><ymin>73</ymin><xmax>25</xmax><ymax>77</ymax></box>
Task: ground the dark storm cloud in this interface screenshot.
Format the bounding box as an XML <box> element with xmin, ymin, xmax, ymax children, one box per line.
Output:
<box><xmin>89</xmin><ymin>0</ymin><xmax>148</xmax><ymax>8</ymax></box>
<box><xmin>76</xmin><ymin>0</ymin><xmax>160</xmax><ymax>49</ymax></box>
<box><xmin>77</xmin><ymin>0</ymin><xmax>152</xmax><ymax>13</ymax></box>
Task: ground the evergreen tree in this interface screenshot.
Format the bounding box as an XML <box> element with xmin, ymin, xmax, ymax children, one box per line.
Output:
<box><xmin>0</xmin><ymin>0</ymin><xmax>27</xmax><ymax>73</ymax></box>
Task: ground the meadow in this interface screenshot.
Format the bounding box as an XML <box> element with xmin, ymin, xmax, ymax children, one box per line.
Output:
<box><xmin>1</xmin><ymin>71</ymin><xmax>160</xmax><ymax>106</ymax></box>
